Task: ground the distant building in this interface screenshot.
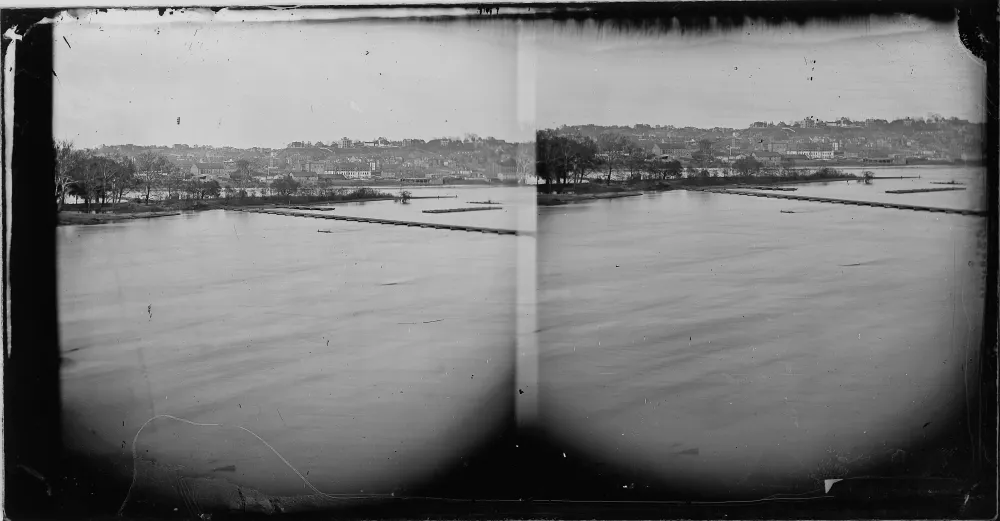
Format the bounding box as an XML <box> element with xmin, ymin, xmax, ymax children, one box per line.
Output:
<box><xmin>402</xmin><ymin>177</ymin><xmax>443</xmax><ymax>185</ymax></box>
<box><xmin>714</xmin><ymin>152</ymin><xmax>735</xmax><ymax>164</ymax></box>
<box><xmin>173</xmin><ymin>160</ymin><xmax>195</xmax><ymax>173</ymax></box>
<box><xmin>627</xmin><ymin>139</ymin><xmax>654</xmax><ymax>153</ymax></box>
<box><xmin>806</xmin><ymin>149</ymin><xmax>834</xmax><ymax>160</ymax></box>
<box><xmin>305</xmin><ymin>161</ymin><xmax>326</xmax><ymax>174</ymax></box>
<box><xmin>750</xmin><ymin>150</ymin><xmax>783</xmax><ymax>166</ymax></box>
<box><xmin>290</xmin><ymin>171</ymin><xmax>319</xmax><ymax>185</ymax></box>
<box><xmin>652</xmin><ymin>142</ymin><xmax>692</xmax><ymax>159</ymax></box>
<box><xmin>340</xmin><ymin>170</ymin><xmax>373</xmax><ymax>180</ymax></box>
<box><xmin>863</xmin><ymin>157</ymin><xmax>894</xmax><ymax>165</ymax></box>
<box><xmin>842</xmin><ymin>146</ymin><xmax>863</xmax><ymax>159</ymax></box>
<box><xmin>191</xmin><ymin>163</ymin><xmax>226</xmax><ymax>177</ymax></box>
<box><xmin>768</xmin><ymin>141</ymin><xmax>790</xmax><ymax>154</ymax></box>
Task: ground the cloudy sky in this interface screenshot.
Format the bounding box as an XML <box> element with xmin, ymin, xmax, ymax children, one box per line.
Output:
<box><xmin>532</xmin><ymin>17</ymin><xmax>985</xmax><ymax>129</ymax></box>
<box><xmin>53</xmin><ymin>10</ymin><xmax>985</xmax><ymax>148</ymax></box>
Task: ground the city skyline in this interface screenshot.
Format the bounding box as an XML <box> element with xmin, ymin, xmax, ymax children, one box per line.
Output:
<box><xmin>80</xmin><ymin>111</ymin><xmax>982</xmax><ymax>151</ymax></box>
<box><xmin>55</xmin><ymin>11</ymin><xmax>985</xmax><ymax>149</ymax></box>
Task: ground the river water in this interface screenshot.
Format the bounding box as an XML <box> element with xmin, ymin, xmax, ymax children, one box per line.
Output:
<box><xmin>537</xmin><ymin>165</ymin><xmax>988</xmax><ymax>496</ymax></box>
<box><xmin>288</xmin><ymin>185</ymin><xmax>535</xmax><ymax>231</ymax></box>
<box><xmin>58</xmin><ymin>186</ymin><xmax>534</xmax><ymax>503</ymax></box>
<box><xmin>59</xmin><ymin>171</ymin><xmax>988</xmax><ymax>504</ymax></box>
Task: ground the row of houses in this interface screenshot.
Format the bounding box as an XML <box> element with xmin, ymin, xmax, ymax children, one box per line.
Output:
<box><xmin>636</xmin><ymin>137</ymin><xmax>935</xmax><ymax>163</ymax></box>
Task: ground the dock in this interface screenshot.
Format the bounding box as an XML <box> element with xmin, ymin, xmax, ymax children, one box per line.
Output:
<box><xmin>885</xmin><ymin>187</ymin><xmax>966</xmax><ymax>194</ymax></box>
<box><xmin>735</xmin><ymin>185</ymin><xmax>798</xmax><ymax>192</ymax></box>
<box><xmin>871</xmin><ymin>176</ymin><xmax>920</xmax><ymax>179</ymax></box>
<box><xmin>688</xmin><ymin>188</ymin><xmax>985</xmax><ymax>217</ymax></box>
<box><xmin>275</xmin><ymin>206</ymin><xmax>336</xmax><ymax>211</ymax></box>
<box><xmin>930</xmin><ymin>181</ymin><xmax>965</xmax><ymax>185</ymax></box>
<box><xmin>422</xmin><ymin>207</ymin><xmax>502</xmax><ymax>214</ymax></box>
<box><xmin>231</xmin><ymin>207</ymin><xmax>524</xmax><ymax>235</ymax></box>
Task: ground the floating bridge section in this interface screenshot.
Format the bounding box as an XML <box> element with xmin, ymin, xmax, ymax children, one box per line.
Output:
<box><xmin>689</xmin><ymin>188</ymin><xmax>986</xmax><ymax>217</ymax></box>
<box><xmin>231</xmin><ymin>207</ymin><xmax>525</xmax><ymax>235</ymax></box>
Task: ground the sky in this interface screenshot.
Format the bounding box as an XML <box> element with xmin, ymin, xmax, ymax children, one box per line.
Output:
<box><xmin>532</xmin><ymin>17</ymin><xmax>986</xmax><ymax>130</ymax></box>
<box><xmin>53</xmin><ymin>10</ymin><xmax>985</xmax><ymax>148</ymax></box>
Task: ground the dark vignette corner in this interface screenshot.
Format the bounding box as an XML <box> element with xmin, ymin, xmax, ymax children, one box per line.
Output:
<box><xmin>2</xmin><ymin>6</ymin><xmax>63</xmax><ymax>520</ymax></box>
<box><xmin>0</xmin><ymin>1</ymin><xmax>996</xmax><ymax>519</ymax></box>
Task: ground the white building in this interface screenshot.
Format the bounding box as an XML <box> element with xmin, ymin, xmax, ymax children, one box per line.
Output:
<box><xmin>338</xmin><ymin>170</ymin><xmax>372</xmax><ymax>180</ymax></box>
<box><xmin>804</xmin><ymin>149</ymin><xmax>834</xmax><ymax>160</ymax></box>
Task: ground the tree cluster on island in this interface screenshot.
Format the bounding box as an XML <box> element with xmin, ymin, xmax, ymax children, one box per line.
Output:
<box><xmin>535</xmin><ymin>129</ymin><xmax>684</xmax><ymax>187</ymax></box>
<box><xmin>54</xmin><ymin>141</ymin><xmax>409</xmax><ymax>212</ymax></box>
<box><xmin>534</xmin><ymin>128</ymin><xmax>862</xmax><ymax>192</ymax></box>
<box><xmin>55</xmin><ymin>141</ymin><xmax>279</xmax><ymax>212</ymax></box>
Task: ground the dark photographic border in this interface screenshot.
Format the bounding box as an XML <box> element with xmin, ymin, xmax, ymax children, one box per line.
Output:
<box><xmin>2</xmin><ymin>2</ymin><xmax>996</xmax><ymax>518</ymax></box>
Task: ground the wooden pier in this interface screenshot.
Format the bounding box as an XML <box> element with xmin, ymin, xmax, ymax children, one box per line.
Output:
<box><xmin>422</xmin><ymin>207</ymin><xmax>502</xmax><ymax>214</ymax></box>
<box><xmin>735</xmin><ymin>185</ymin><xmax>798</xmax><ymax>192</ymax></box>
<box><xmin>275</xmin><ymin>206</ymin><xmax>337</xmax><ymax>211</ymax></box>
<box><xmin>689</xmin><ymin>188</ymin><xmax>985</xmax><ymax>217</ymax></box>
<box><xmin>232</xmin><ymin>207</ymin><xmax>524</xmax><ymax>235</ymax></box>
<box><xmin>885</xmin><ymin>187</ymin><xmax>966</xmax><ymax>194</ymax></box>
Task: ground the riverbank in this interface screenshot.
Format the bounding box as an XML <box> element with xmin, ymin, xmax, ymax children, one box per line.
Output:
<box><xmin>537</xmin><ymin>173</ymin><xmax>858</xmax><ymax>205</ymax></box>
<box><xmin>60</xmin><ymin>188</ymin><xmax>403</xmax><ymax>216</ymax></box>
<box><xmin>58</xmin><ymin>211</ymin><xmax>181</xmax><ymax>226</ymax></box>
<box><xmin>538</xmin><ymin>192</ymin><xmax>644</xmax><ymax>206</ymax></box>
<box><xmin>674</xmin><ymin>174</ymin><xmax>858</xmax><ymax>188</ymax></box>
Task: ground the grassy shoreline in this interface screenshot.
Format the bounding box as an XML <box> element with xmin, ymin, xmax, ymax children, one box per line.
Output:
<box><xmin>537</xmin><ymin>192</ymin><xmax>645</xmax><ymax>206</ymax></box>
<box><xmin>58</xmin><ymin>211</ymin><xmax>182</xmax><ymax>226</ymax></box>
<box><xmin>57</xmin><ymin>188</ymin><xmax>403</xmax><ymax>225</ymax></box>
<box><xmin>536</xmin><ymin>172</ymin><xmax>860</xmax><ymax>205</ymax></box>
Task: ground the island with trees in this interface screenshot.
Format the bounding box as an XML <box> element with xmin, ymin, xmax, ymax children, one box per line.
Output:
<box><xmin>533</xmin><ymin>129</ymin><xmax>877</xmax><ymax>205</ymax></box>
<box><xmin>53</xmin><ymin>140</ymin><xmax>401</xmax><ymax>226</ymax></box>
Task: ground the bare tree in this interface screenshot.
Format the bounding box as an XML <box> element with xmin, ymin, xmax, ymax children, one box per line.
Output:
<box><xmin>134</xmin><ymin>151</ymin><xmax>173</xmax><ymax>204</ymax></box>
<box><xmin>625</xmin><ymin>148</ymin><xmax>648</xmax><ymax>181</ymax></box>
<box><xmin>515</xmin><ymin>143</ymin><xmax>535</xmax><ymax>182</ymax></box>
<box><xmin>233</xmin><ymin>158</ymin><xmax>266</xmax><ymax>193</ymax></box>
<box><xmin>597</xmin><ymin>133</ymin><xmax>631</xmax><ymax>185</ymax></box>
<box><xmin>54</xmin><ymin>140</ymin><xmax>86</xmax><ymax>211</ymax></box>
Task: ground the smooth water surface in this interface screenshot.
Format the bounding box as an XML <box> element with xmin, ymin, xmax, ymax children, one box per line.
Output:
<box><xmin>298</xmin><ymin>186</ymin><xmax>535</xmax><ymax>232</ymax></box>
<box><xmin>743</xmin><ymin>166</ymin><xmax>987</xmax><ymax>211</ymax></box>
<box><xmin>537</xmin><ymin>166</ymin><xmax>987</xmax><ymax>495</ymax></box>
<box><xmin>59</xmin><ymin>188</ymin><xmax>522</xmax><ymax>499</ymax></box>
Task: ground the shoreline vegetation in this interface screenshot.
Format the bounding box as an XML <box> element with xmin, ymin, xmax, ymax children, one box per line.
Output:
<box><xmin>58</xmin><ymin>211</ymin><xmax>182</xmax><ymax>226</ymax></box>
<box><xmin>532</xmin><ymin>128</ymin><xmax>881</xmax><ymax>206</ymax></box>
<box><xmin>57</xmin><ymin>187</ymin><xmax>402</xmax><ymax>226</ymax></box>
<box><xmin>51</xmin><ymin>140</ymin><xmax>519</xmax><ymax>226</ymax></box>
<box><xmin>536</xmin><ymin>168</ymin><xmax>862</xmax><ymax>206</ymax></box>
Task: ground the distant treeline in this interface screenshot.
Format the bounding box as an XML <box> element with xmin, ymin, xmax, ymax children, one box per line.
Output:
<box><xmin>54</xmin><ymin>140</ymin><xmax>402</xmax><ymax>213</ymax></box>
<box><xmin>534</xmin><ymin>129</ymin><xmax>807</xmax><ymax>189</ymax></box>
